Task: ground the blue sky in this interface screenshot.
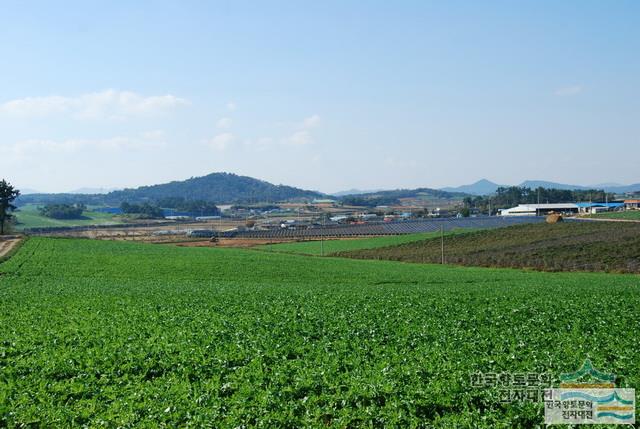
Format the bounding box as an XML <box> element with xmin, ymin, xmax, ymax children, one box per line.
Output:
<box><xmin>1</xmin><ymin>1</ymin><xmax>638</xmax><ymax>193</ymax></box>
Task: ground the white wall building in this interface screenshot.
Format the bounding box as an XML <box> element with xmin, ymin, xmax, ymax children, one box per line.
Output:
<box><xmin>499</xmin><ymin>203</ymin><xmax>579</xmax><ymax>216</ymax></box>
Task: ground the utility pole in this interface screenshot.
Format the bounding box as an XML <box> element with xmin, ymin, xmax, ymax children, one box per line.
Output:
<box><xmin>440</xmin><ymin>224</ymin><xmax>445</xmax><ymax>265</ymax></box>
<box><xmin>320</xmin><ymin>214</ymin><xmax>325</xmax><ymax>256</ymax></box>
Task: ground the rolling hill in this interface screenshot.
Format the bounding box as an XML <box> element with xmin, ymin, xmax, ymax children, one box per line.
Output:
<box><xmin>17</xmin><ymin>173</ymin><xmax>325</xmax><ymax>205</ymax></box>
<box><xmin>440</xmin><ymin>179</ymin><xmax>504</xmax><ymax>195</ymax></box>
<box><xmin>517</xmin><ymin>180</ymin><xmax>589</xmax><ymax>191</ymax></box>
<box><xmin>103</xmin><ymin>172</ymin><xmax>324</xmax><ymax>204</ymax></box>
<box><xmin>338</xmin><ymin>187</ymin><xmax>468</xmax><ymax>207</ymax></box>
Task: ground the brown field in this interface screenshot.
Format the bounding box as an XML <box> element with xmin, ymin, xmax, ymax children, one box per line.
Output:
<box><xmin>341</xmin><ymin>221</ymin><xmax>640</xmax><ymax>273</ymax></box>
<box><xmin>31</xmin><ymin>220</ymin><xmax>246</xmax><ymax>242</ymax></box>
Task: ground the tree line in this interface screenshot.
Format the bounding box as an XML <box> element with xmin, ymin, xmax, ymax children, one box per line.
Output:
<box><xmin>39</xmin><ymin>203</ymin><xmax>86</xmax><ymax>219</ymax></box>
<box><xmin>121</xmin><ymin>199</ymin><xmax>220</xmax><ymax>218</ymax></box>
<box><xmin>463</xmin><ymin>186</ymin><xmax>615</xmax><ymax>214</ymax></box>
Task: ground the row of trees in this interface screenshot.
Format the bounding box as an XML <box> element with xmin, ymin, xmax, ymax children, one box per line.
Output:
<box><xmin>120</xmin><ymin>202</ymin><xmax>164</xmax><ymax>218</ymax></box>
<box><xmin>39</xmin><ymin>204</ymin><xmax>86</xmax><ymax>219</ymax></box>
<box><xmin>463</xmin><ymin>186</ymin><xmax>615</xmax><ymax>214</ymax></box>
<box><xmin>120</xmin><ymin>198</ymin><xmax>221</xmax><ymax>219</ymax></box>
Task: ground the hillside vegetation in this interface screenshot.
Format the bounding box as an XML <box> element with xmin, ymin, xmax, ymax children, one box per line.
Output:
<box><xmin>17</xmin><ymin>172</ymin><xmax>324</xmax><ymax>206</ymax></box>
<box><xmin>1</xmin><ymin>238</ymin><xmax>638</xmax><ymax>427</ymax></box>
<box><xmin>339</xmin><ymin>188</ymin><xmax>466</xmax><ymax>207</ymax></box>
<box><xmin>342</xmin><ymin>221</ymin><xmax>640</xmax><ymax>273</ymax></box>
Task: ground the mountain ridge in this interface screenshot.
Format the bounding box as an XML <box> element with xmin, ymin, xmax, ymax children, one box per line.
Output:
<box><xmin>103</xmin><ymin>172</ymin><xmax>325</xmax><ymax>204</ymax></box>
<box><xmin>440</xmin><ymin>179</ymin><xmax>505</xmax><ymax>195</ymax></box>
<box><xmin>15</xmin><ymin>174</ymin><xmax>640</xmax><ymax>206</ymax></box>
<box><xmin>441</xmin><ymin>179</ymin><xmax>640</xmax><ymax>195</ymax></box>
<box><xmin>17</xmin><ymin>172</ymin><xmax>325</xmax><ymax>205</ymax></box>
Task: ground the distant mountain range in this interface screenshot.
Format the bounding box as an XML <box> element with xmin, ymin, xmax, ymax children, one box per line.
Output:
<box><xmin>440</xmin><ymin>179</ymin><xmax>640</xmax><ymax>195</ymax></box>
<box><xmin>331</xmin><ymin>188</ymin><xmax>386</xmax><ymax>197</ymax></box>
<box><xmin>440</xmin><ymin>179</ymin><xmax>506</xmax><ymax>195</ymax></box>
<box><xmin>15</xmin><ymin>173</ymin><xmax>640</xmax><ymax>206</ymax></box>
<box><xmin>69</xmin><ymin>187</ymin><xmax>121</xmax><ymax>194</ymax></box>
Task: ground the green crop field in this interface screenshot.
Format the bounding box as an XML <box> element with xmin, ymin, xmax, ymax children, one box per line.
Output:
<box><xmin>343</xmin><ymin>221</ymin><xmax>640</xmax><ymax>274</ymax></box>
<box><xmin>258</xmin><ymin>231</ymin><xmax>473</xmax><ymax>256</ymax></box>
<box><xmin>1</xmin><ymin>238</ymin><xmax>639</xmax><ymax>427</ymax></box>
<box><xmin>13</xmin><ymin>204</ymin><xmax>120</xmax><ymax>230</ymax></box>
<box><xmin>588</xmin><ymin>211</ymin><xmax>640</xmax><ymax>221</ymax></box>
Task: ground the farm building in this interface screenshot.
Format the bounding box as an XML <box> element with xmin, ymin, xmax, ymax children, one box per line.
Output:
<box><xmin>357</xmin><ymin>213</ymin><xmax>378</xmax><ymax>220</ymax></box>
<box><xmin>499</xmin><ymin>203</ymin><xmax>579</xmax><ymax>216</ymax></box>
<box><xmin>195</xmin><ymin>216</ymin><xmax>221</xmax><ymax>221</ymax></box>
<box><xmin>575</xmin><ymin>202</ymin><xmax>624</xmax><ymax>214</ymax></box>
<box><xmin>625</xmin><ymin>199</ymin><xmax>640</xmax><ymax>210</ymax></box>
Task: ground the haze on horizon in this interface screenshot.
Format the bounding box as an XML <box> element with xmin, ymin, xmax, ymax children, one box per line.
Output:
<box><xmin>1</xmin><ymin>1</ymin><xmax>638</xmax><ymax>194</ymax></box>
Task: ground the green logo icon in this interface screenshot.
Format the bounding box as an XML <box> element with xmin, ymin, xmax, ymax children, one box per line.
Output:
<box><xmin>560</xmin><ymin>359</ymin><xmax>616</xmax><ymax>385</ymax></box>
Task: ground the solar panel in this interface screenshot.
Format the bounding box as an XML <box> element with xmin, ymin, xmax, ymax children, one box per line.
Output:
<box><xmin>222</xmin><ymin>216</ymin><xmax>548</xmax><ymax>239</ymax></box>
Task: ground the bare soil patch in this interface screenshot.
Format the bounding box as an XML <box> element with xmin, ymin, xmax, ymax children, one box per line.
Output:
<box><xmin>0</xmin><ymin>237</ymin><xmax>22</xmax><ymax>260</ymax></box>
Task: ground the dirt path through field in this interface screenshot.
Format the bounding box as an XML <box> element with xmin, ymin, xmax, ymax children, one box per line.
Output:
<box><xmin>0</xmin><ymin>237</ymin><xmax>22</xmax><ymax>259</ymax></box>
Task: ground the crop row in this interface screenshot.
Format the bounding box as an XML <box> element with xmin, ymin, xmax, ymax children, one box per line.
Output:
<box><xmin>0</xmin><ymin>238</ymin><xmax>638</xmax><ymax>427</ymax></box>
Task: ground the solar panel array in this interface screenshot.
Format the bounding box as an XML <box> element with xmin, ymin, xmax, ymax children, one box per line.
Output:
<box><xmin>220</xmin><ymin>216</ymin><xmax>547</xmax><ymax>239</ymax></box>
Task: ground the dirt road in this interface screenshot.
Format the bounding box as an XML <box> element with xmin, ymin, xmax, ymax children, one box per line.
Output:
<box><xmin>0</xmin><ymin>237</ymin><xmax>22</xmax><ymax>259</ymax></box>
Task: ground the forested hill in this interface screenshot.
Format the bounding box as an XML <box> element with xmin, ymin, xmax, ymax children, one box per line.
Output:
<box><xmin>17</xmin><ymin>173</ymin><xmax>325</xmax><ymax>205</ymax></box>
<box><xmin>103</xmin><ymin>172</ymin><xmax>324</xmax><ymax>204</ymax></box>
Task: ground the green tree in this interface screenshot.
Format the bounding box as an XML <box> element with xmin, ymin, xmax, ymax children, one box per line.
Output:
<box><xmin>39</xmin><ymin>203</ymin><xmax>85</xmax><ymax>219</ymax></box>
<box><xmin>0</xmin><ymin>179</ymin><xmax>21</xmax><ymax>235</ymax></box>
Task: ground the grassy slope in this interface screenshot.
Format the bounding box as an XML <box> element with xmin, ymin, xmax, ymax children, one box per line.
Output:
<box><xmin>14</xmin><ymin>204</ymin><xmax>120</xmax><ymax>230</ymax></box>
<box><xmin>1</xmin><ymin>238</ymin><xmax>639</xmax><ymax>427</ymax></box>
<box><xmin>588</xmin><ymin>210</ymin><xmax>640</xmax><ymax>220</ymax></box>
<box><xmin>342</xmin><ymin>221</ymin><xmax>640</xmax><ymax>273</ymax></box>
<box><xmin>258</xmin><ymin>230</ymin><xmax>474</xmax><ymax>256</ymax></box>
